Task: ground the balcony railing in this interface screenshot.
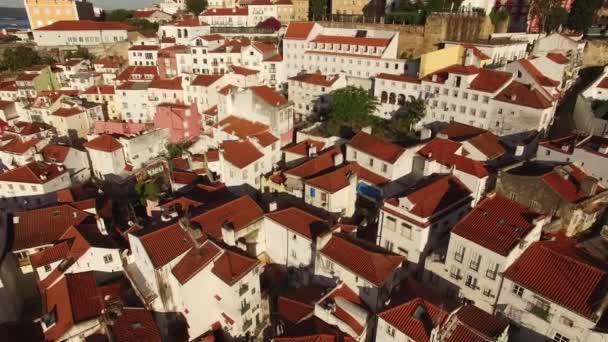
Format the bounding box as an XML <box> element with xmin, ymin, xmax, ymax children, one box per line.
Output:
<box><xmin>239</xmin><ymin>284</ymin><xmax>249</xmax><ymax>296</ymax></box>
<box><xmin>241</xmin><ymin>302</ymin><xmax>251</xmax><ymax>315</ymax></box>
<box><xmin>526</xmin><ymin>302</ymin><xmax>552</xmax><ymax>322</ymax></box>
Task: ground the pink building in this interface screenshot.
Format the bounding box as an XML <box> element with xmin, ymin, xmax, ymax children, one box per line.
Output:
<box><xmin>154</xmin><ymin>102</ymin><xmax>202</xmax><ymax>143</ymax></box>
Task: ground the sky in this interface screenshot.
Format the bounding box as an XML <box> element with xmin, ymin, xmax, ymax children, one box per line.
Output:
<box><xmin>2</xmin><ymin>0</ymin><xmax>158</xmax><ymax>10</ymax></box>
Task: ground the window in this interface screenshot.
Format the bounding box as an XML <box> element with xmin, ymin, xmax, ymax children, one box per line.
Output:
<box><xmin>381</xmin><ymin>163</ymin><xmax>388</xmax><ymax>173</ymax></box>
<box><xmin>465</xmin><ymin>275</ymin><xmax>477</xmax><ymax>289</ymax></box>
<box><xmin>290</xmin><ymin>250</ymin><xmax>297</xmax><ymax>258</ymax></box>
<box><xmin>509</xmin><ymin>192</ymin><xmax>518</xmax><ymax>201</ymax></box>
<box><xmin>386</xmin><ymin>324</ymin><xmax>395</xmax><ymax>337</ymax></box>
<box><xmin>401</xmin><ymin>223</ymin><xmax>412</xmax><ymax>239</ymax></box>
<box><xmin>368</xmin><ymin>158</ymin><xmax>374</xmax><ymax>167</ymax></box>
<box><xmin>44</xmin><ymin>264</ymin><xmax>51</xmax><ymax>272</ymax></box>
<box><xmin>554</xmin><ymin>333</ymin><xmax>570</xmax><ymax>342</ymax></box>
<box><xmin>455</xmin><ymin>245</ymin><xmax>465</xmax><ymax>263</ymax></box>
<box><xmin>512</xmin><ymin>284</ymin><xmax>524</xmax><ymax>297</ymax></box>
<box><xmin>103</xmin><ymin>254</ymin><xmax>113</xmax><ymax>264</ymax></box>
<box><xmin>483</xmin><ymin>288</ymin><xmax>492</xmax><ymax>297</ymax></box>
<box><xmin>449</xmin><ymin>266</ymin><xmax>461</xmax><ymax>279</ymax></box>
<box><xmin>385</xmin><ymin>216</ymin><xmax>396</xmax><ymax>231</ymax></box>
<box><xmin>486</xmin><ymin>261</ymin><xmax>499</xmax><ymax>280</ymax></box>
<box><xmin>384</xmin><ymin>240</ymin><xmax>394</xmax><ymax>251</ymax></box>
<box><xmin>469</xmin><ymin>252</ymin><xmax>481</xmax><ymax>271</ymax></box>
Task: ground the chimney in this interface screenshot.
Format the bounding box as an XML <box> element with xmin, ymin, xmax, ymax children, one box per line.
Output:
<box><xmin>333</xmin><ymin>152</ymin><xmax>343</xmax><ymax>167</ymax></box>
<box><xmin>269</xmin><ymin>201</ymin><xmax>277</xmax><ymax>212</ymax></box>
<box><xmin>599</xmin><ymin>144</ymin><xmax>608</xmax><ymax>154</ymax></box>
<box><xmin>561</xmin><ymin>144</ymin><xmax>570</xmax><ymax>153</ymax></box>
<box><xmin>308</xmin><ymin>143</ymin><xmax>317</xmax><ymax>157</ymax></box>
<box><xmin>510</xmin><ymin>94</ymin><xmax>517</xmax><ymax>101</ymax></box>
<box><xmin>39</xmin><ymin>172</ymin><xmax>48</xmax><ymax>181</ymax></box>
<box><xmin>432</xmin><ymin>74</ymin><xmax>438</xmax><ymax>82</ymax></box>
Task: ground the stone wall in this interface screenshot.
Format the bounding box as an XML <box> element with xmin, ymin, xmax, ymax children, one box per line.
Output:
<box><xmin>583</xmin><ymin>40</ymin><xmax>608</xmax><ymax>66</ymax></box>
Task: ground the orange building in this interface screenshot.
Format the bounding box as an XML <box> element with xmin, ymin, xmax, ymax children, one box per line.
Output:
<box><xmin>24</xmin><ymin>0</ymin><xmax>95</xmax><ymax>30</ymax></box>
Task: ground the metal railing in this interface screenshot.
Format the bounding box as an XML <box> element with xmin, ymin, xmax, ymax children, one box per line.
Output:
<box><xmin>526</xmin><ymin>302</ymin><xmax>552</xmax><ymax>322</ymax></box>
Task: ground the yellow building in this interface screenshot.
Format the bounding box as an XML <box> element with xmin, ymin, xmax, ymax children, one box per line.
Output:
<box><xmin>24</xmin><ymin>0</ymin><xmax>95</xmax><ymax>30</ymax></box>
<box><xmin>419</xmin><ymin>45</ymin><xmax>465</xmax><ymax>78</ymax></box>
<box><xmin>291</xmin><ymin>0</ymin><xmax>309</xmax><ymax>21</ymax></box>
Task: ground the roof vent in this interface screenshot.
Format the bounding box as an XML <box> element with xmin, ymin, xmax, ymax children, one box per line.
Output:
<box><xmin>13</xmin><ymin>216</ymin><xmax>20</xmax><ymax>224</ymax></box>
<box><xmin>510</xmin><ymin>94</ymin><xmax>517</xmax><ymax>101</ymax></box>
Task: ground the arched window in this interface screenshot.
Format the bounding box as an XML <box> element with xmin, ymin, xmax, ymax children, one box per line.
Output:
<box><xmin>397</xmin><ymin>94</ymin><xmax>406</xmax><ymax>106</ymax></box>
<box><xmin>389</xmin><ymin>93</ymin><xmax>396</xmax><ymax>105</ymax></box>
<box><xmin>380</xmin><ymin>91</ymin><xmax>388</xmax><ymax>103</ymax></box>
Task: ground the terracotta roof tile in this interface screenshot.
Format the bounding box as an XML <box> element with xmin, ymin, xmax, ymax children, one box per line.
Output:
<box><xmin>84</xmin><ymin>135</ymin><xmax>123</xmax><ymax>153</ymax></box>
<box><xmin>376</xmin><ymin>73</ymin><xmax>420</xmax><ymax>83</ymax></box>
<box><xmin>289</xmin><ymin>72</ymin><xmax>340</xmax><ymax>87</ymax></box>
<box><xmin>503</xmin><ymin>238</ymin><xmax>608</xmax><ymax>320</ymax></box>
<box><xmin>305</xmin><ymin>162</ymin><xmax>388</xmax><ymax>193</ymax></box>
<box><xmin>250</xmin><ymin>85</ymin><xmax>289</xmax><ymax>107</ymax></box>
<box><xmin>320</xmin><ymin>234</ymin><xmax>403</xmax><ymax>286</ymax></box>
<box><xmin>149</xmin><ymin>76</ymin><xmax>182</xmax><ymax>90</ymax></box>
<box><xmin>380</xmin><ymin>296</ymin><xmax>447</xmax><ymax>341</ymax></box>
<box><xmin>137</xmin><ymin>223</ymin><xmax>193</xmax><ymax>269</ymax></box>
<box><xmin>266</xmin><ymin>207</ymin><xmax>331</xmax><ymax>239</ymax></box>
<box><xmin>418</xmin><ymin>138</ymin><xmax>489</xmax><ymax>178</ymax></box>
<box><xmin>190</xmin><ymin>196</ymin><xmax>264</xmax><ymax>239</ymax></box>
<box><xmin>82</xmin><ymin>85</ymin><xmax>115</xmax><ymax>95</ymax></box>
<box><xmin>41</xmin><ymin>144</ymin><xmax>71</xmax><ymax>162</ymax></box>
<box><xmin>0</xmin><ymin>137</ymin><xmax>39</xmax><ymax>154</ymax></box>
<box><xmin>231</xmin><ymin>65</ymin><xmax>259</xmax><ymax>76</ymax></box>
<box><xmin>284</xmin><ymin>22</ymin><xmax>316</xmax><ymax>40</ymax></box>
<box><xmin>546</xmin><ymin>52</ymin><xmax>569</xmax><ymax>64</ymax></box>
<box><xmin>542</xmin><ymin>164</ymin><xmax>600</xmax><ymax>203</ymax></box>
<box><xmin>52</xmin><ymin>107</ymin><xmax>84</xmax><ymax>118</ymax></box>
<box><xmin>442</xmin><ymin>305</ymin><xmax>508</xmax><ymax>342</ymax></box>
<box><xmin>519</xmin><ymin>58</ymin><xmax>560</xmax><ymax>87</ymax></box>
<box><xmin>277</xmin><ymin>296</ymin><xmax>315</xmax><ymax>324</ymax></box>
<box><xmin>29</xmin><ymin>241</ymin><xmax>70</xmax><ymax>268</ymax></box>
<box><xmin>191</xmin><ymin>74</ymin><xmax>223</xmax><ymax>87</ymax></box>
<box><xmin>283</xmin><ymin>139</ymin><xmax>326</xmax><ymax>156</ymax></box>
<box><xmin>468</xmin><ymin>69</ymin><xmax>512</xmax><ymax>93</ymax></box>
<box><xmin>220</xmin><ymin>140</ymin><xmax>263</xmax><ymax>168</ymax></box>
<box><xmin>452</xmin><ymin>193</ymin><xmax>542</xmax><ymax>256</ymax></box>
<box><xmin>597</xmin><ymin>77</ymin><xmax>608</xmax><ymax>89</ymax></box>
<box><xmin>310</xmin><ymin>35</ymin><xmax>391</xmax><ymax>47</ymax></box>
<box><xmin>111</xmin><ymin>307</ymin><xmax>162</xmax><ymax>342</ymax></box>
<box><xmin>348</xmin><ymin>131</ymin><xmax>404</xmax><ymax>163</ymax></box>
<box><xmin>36</xmin><ymin>20</ymin><xmax>135</xmax><ymax>31</ymax></box>
<box><xmin>201</xmin><ymin>7</ymin><xmax>248</xmax><ymax>16</ymax></box>
<box><xmin>218</xmin><ymin>115</ymin><xmax>269</xmax><ymax>139</ymax></box>
<box><xmin>0</xmin><ymin>161</ymin><xmax>68</xmax><ymax>184</ymax></box>
<box><xmin>494</xmin><ymin>80</ymin><xmax>553</xmax><ymax>109</ymax></box>
<box><xmin>211</xmin><ymin>249</ymin><xmax>259</xmax><ymax>285</ymax></box>
<box><xmin>171</xmin><ymin>240</ymin><xmax>221</xmax><ymax>284</ymax></box>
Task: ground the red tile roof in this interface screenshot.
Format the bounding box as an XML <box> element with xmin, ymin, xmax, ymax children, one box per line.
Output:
<box><xmin>116</xmin><ymin>66</ymin><xmax>158</xmax><ymax>81</ymax></box>
<box><xmin>519</xmin><ymin>58</ymin><xmax>560</xmax><ymax>87</ymax></box>
<box><xmin>320</xmin><ymin>234</ymin><xmax>404</xmax><ymax>286</ymax></box>
<box><xmin>190</xmin><ymin>196</ymin><xmax>264</xmax><ymax>239</ymax></box>
<box><xmin>286</xmin><ymin>146</ymin><xmax>342</xmax><ymax>178</ymax></box>
<box><xmin>439</xmin><ymin>122</ymin><xmax>506</xmax><ymax>159</ymax></box>
<box><xmin>0</xmin><ymin>100</ymin><xmax>14</xmax><ymax>109</ymax></box>
<box><xmin>52</xmin><ymin>107</ymin><xmax>84</xmax><ymax>118</ymax></box>
<box><xmin>442</xmin><ymin>305</ymin><xmax>508</xmax><ymax>342</ymax></box>
<box><xmin>305</xmin><ymin>162</ymin><xmax>388</xmax><ymax>193</ymax></box>
<box><xmin>111</xmin><ymin>307</ymin><xmax>162</xmax><ymax>342</ymax></box>
<box><xmin>597</xmin><ymin>77</ymin><xmax>608</xmax><ymax>89</ymax></box>
<box><xmin>128</xmin><ymin>45</ymin><xmax>159</xmax><ymax>51</ymax></box>
<box><xmin>418</xmin><ymin>138</ymin><xmax>489</xmax><ymax>178</ymax></box>
<box><xmin>251</xmin><ymin>131</ymin><xmax>279</xmax><ymax>147</ymax></box>
<box><xmin>84</xmin><ymin>135</ymin><xmax>123</xmax><ymax>152</ymax></box>
<box><xmin>218</xmin><ymin>115</ymin><xmax>270</xmax><ymax>140</ymax></box>
<box><xmin>12</xmin><ymin>204</ymin><xmax>92</xmax><ymax>251</ymax></box>
<box><xmin>171</xmin><ymin>240</ymin><xmax>221</xmax><ymax>284</ymax></box>
<box><xmin>494</xmin><ymin>80</ymin><xmax>553</xmax><ymax>109</ymax></box>
<box><xmin>231</xmin><ymin>65</ymin><xmax>259</xmax><ymax>76</ymax></box>
<box><xmin>191</xmin><ymin>74</ymin><xmax>223</xmax><ymax>87</ymax></box>
<box><xmin>41</xmin><ymin>144</ymin><xmax>71</xmax><ymax>163</ymax></box>
<box><xmin>452</xmin><ymin>193</ymin><xmax>542</xmax><ymax>256</ymax></box>
<box><xmin>468</xmin><ymin>68</ymin><xmax>512</xmax><ymax>93</ymax></box>
<box><xmin>8</xmin><ymin>121</ymin><xmax>53</xmax><ymax>136</ymax></box>
<box><xmin>264</xmin><ymin>53</ymin><xmax>283</xmax><ymax>62</ymax></box>
<box><xmin>253</xmin><ymin>41</ymin><xmax>277</xmax><ymax>53</ymax></box>
<box><xmin>211</xmin><ymin>249</ymin><xmax>259</xmax><ymax>285</ymax></box>
<box><xmin>284</xmin><ymin>22</ymin><xmax>316</xmax><ymax>40</ymax></box>
<box><xmin>325</xmin><ymin>284</ymin><xmax>367</xmax><ymax>335</ymax></box>
<box><xmin>220</xmin><ymin>140</ymin><xmax>264</xmax><ymax>168</ymax></box>
<box><xmin>464</xmin><ymin>45</ymin><xmax>491</xmax><ymax>60</ymax></box>
<box><xmin>0</xmin><ymin>161</ymin><xmax>68</xmax><ymax>184</ymax></box>
<box><xmin>277</xmin><ymin>296</ymin><xmax>315</xmax><ymax>324</ymax></box>
<box><xmin>171</xmin><ymin>171</ymin><xmax>199</xmax><ymax>185</ymax></box>
<box><xmin>380</xmin><ymin>296</ymin><xmax>447</xmax><ymax>341</ymax></box>
<box><xmin>542</xmin><ymin>164</ymin><xmax>600</xmax><ymax>203</ymax></box>
<box><xmin>250</xmin><ymin>85</ymin><xmax>289</xmax><ymax>107</ymax></box>
<box><xmin>82</xmin><ymin>85</ymin><xmax>115</xmax><ymax>95</ymax></box>
<box><xmin>423</xmin><ymin>65</ymin><xmax>479</xmax><ymax>83</ymax></box>
<box><xmin>173</xmin><ymin>18</ymin><xmax>207</xmax><ymax>27</ymax></box>
<box><xmin>29</xmin><ymin>241</ymin><xmax>70</xmax><ymax>268</ymax></box>
<box><xmin>266</xmin><ymin>207</ymin><xmax>331</xmax><ymax>240</ymax></box>
<box><xmin>289</xmin><ymin>72</ymin><xmax>341</xmax><ymax>87</ymax></box>
<box><xmin>504</xmin><ymin>238</ymin><xmax>608</xmax><ymax>320</ymax></box>
<box><xmin>199</xmin><ymin>33</ymin><xmax>224</xmax><ymax>41</ymax></box>
<box><xmin>137</xmin><ymin>223</ymin><xmax>194</xmax><ymax>269</ymax></box>
<box><xmin>201</xmin><ymin>7</ymin><xmax>248</xmax><ymax>16</ymax></box>
<box><xmin>310</xmin><ymin>35</ymin><xmax>391</xmax><ymax>47</ymax></box>
<box><xmin>0</xmin><ymin>137</ymin><xmax>39</xmax><ymax>154</ymax></box>
<box><xmin>391</xmin><ymin>174</ymin><xmax>471</xmax><ymax>218</ymax></box>
<box><xmin>149</xmin><ymin>76</ymin><xmax>182</xmax><ymax>90</ymax></box>
<box><xmin>36</xmin><ymin>20</ymin><xmax>135</xmax><ymax>31</ymax></box>
<box><xmin>283</xmin><ymin>139</ymin><xmax>326</xmax><ymax>156</ymax></box>
<box><xmin>348</xmin><ymin>131</ymin><xmax>404</xmax><ymax>163</ymax></box>
<box><xmin>546</xmin><ymin>52</ymin><xmax>569</xmax><ymax>64</ymax></box>
<box><xmin>376</xmin><ymin>73</ymin><xmax>420</xmax><ymax>84</ymax></box>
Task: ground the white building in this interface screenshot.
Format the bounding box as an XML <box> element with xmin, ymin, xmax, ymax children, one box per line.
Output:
<box><xmin>315</xmin><ymin>233</ymin><xmax>405</xmax><ymax>312</ymax></box>
<box><xmin>288</xmin><ymin>72</ymin><xmax>346</xmax><ymax>118</ymax></box>
<box><xmin>199</xmin><ymin>7</ymin><xmax>251</xmax><ymax>27</ymax></box>
<box><xmin>0</xmin><ymin>161</ymin><xmax>71</xmax><ymax>199</ymax></box>
<box><xmin>425</xmin><ymin>192</ymin><xmax>548</xmax><ymax>313</ymax></box>
<box><xmin>128</xmin><ymin>45</ymin><xmax>160</xmax><ymax>66</ymax></box>
<box><xmin>159</xmin><ymin>19</ymin><xmax>210</xmax><ymax>45</ymax></box>
<box><xmin>498</xmin><ymin>238</ymin><xmax>608</xmax><ymax>342</ymax></box>
<box><xmin>378</xmin><ymin>174</ymin><xmax>472</xmax><ymax>268</ymax></box>
<box><xmin>83</xmin><ymin>134</ymin><xmax>126</xmax><ymax>179</ymax></box>
<box><xmin>219</xmin><ymin>139</ymin><xmax>269</xmax><ymax>188</ymax></box>
<box><xmin>41</xmin><ymin>144</ymin><xmax>91</xmax><ymax>183</ymax></box>
<box><xmin>444</xmin><ymin>39</ymin><xmax>529</xmax><ymax>66</ymax></box>
<box><xmin>373</xmin><ymin>73</ymin><xmax>421</xmax><ymax>119</ymax></box>
<box><xmin>582</xmin><ymin>65</ymin><xmax>608</xmax><ymax>101</ymax></box>
<box><xmin>116</xmin><ymin>81</ymin><xmax>153</xmax><ymax>123</ymax></box>
<box><xmin>283</xmin><ymin>22</ymin><xmax>406</xmax><ymax>80</ymax></box>
<box><xmin>33</xmin><ymin>20</ymin><xmax>134</xmax><ymax>47</ymax></box>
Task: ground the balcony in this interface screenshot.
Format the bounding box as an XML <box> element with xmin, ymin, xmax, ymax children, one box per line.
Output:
<box><xmin>239</xmin><ymin>284</ymin><xmax>249</xmax><ymax>296</ymax></box>
<box><xmin>526</xmin><ymin>302</ymin><xmax>552</xmax><ymax>322</ymax></box>
<box><xmin>243</xmin><ymin>318</ymin><xmax>253</xmax><ymax>331</ymax></box>
<box><xmin>240</xmin><ymin>302</ymin><xmax>251</xmax><ymax>315</ymax></box>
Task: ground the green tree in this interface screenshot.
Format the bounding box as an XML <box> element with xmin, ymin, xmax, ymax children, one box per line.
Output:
<box><xmin>568</xmin><ymin>0</ymin><xmax>602</xmax><ymax>33</ymax></box>
<box><xmin>545</xmin><ymin>6</ymin><xmax>569</xmax><ymax>32</ymax></box>
<box><xmin>186</xmin><ymin>0</ymin><xmax>208</xmax><ymax>15</ymax></box>
<box><xmin>127</xmin><ymin>19</ymin><xmax>160</xmax><ymax>30</ymax></box>
<box><xmin>489</xmin><ymin>7</ymin><xmax>510</xmax><ymax>26</ymax></box>
<box><xmin>166</xmin><ymin>141</ymin><xmax>193</xmax><ymax>160</ymax></box>
<box><xmin>107</xmin><ymin>9</ymin><xmax>133</xmax><ymax>22</ymax></box>
<box><xmin>135</xmin><ymin>181</ymin><xmax>160</xmax><ymax>205</ymax></box>
<box><xmin>326</xmin><ymin>86</ymin><xmax>377</xmax><ymax>130</ymax></box>
<box><xmin>310</xmin><ymin>0</ymin><xmax>327</xmax><ymax>20</ymax></box>
<box><xmin>65</xmin><ymin>46</ymin><xmax>94</xmax><ymax>60</ymax></box>
<box><xmin>0</xmin><ymin>46</ymin><xmax>41</xmax><ymax>71</ymax></box>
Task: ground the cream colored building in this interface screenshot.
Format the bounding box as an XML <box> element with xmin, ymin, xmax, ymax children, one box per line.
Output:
<box><xmin>24</xmin><ymin>0</ymin><xmax>95</xmax><ymax>30</ymax></box>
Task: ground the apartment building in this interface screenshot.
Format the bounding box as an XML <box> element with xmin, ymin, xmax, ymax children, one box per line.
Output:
<box><xmin>24</xmin><ymin>0</ymin><xmax>95</xmax><ymax>29</ymax></box>
<box><xmin>33</xmin><ymin>20</ymin><xmax>134</xmax><ymax>47</ymax></box>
